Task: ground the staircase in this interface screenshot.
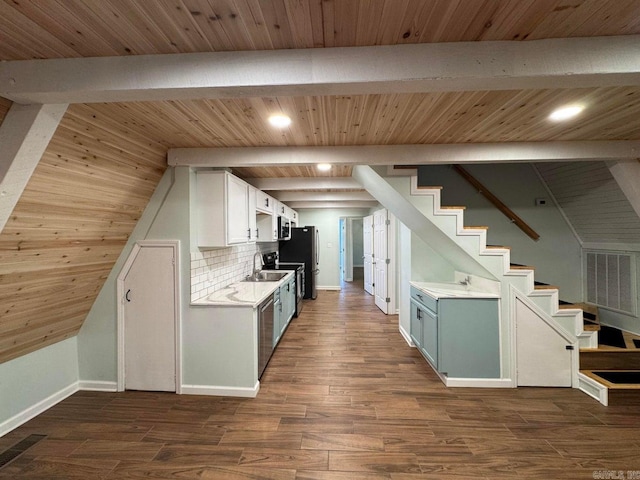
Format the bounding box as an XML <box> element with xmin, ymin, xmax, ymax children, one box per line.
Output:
<box><xmin>578</xmin><ymin>324</ymin><xmax>640</xmax><ymax>406</ymax></box>
<box><xmin>352</xmin><ymin>165</ymin><xmax>627</xmax><ymax>404</ymax></box>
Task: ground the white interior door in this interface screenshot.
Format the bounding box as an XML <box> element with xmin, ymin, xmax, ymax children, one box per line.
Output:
<box><xmin>373</xmin><ymin>209</ymin><xmax>388</xmax><ymax>314</ymax></box>
<box><xmin>515</xmin><ymin>298</ymin><xmax>572</xmax><ymax>387</ymax></box>
<box><xmin>123</xmin><ymin>244</ymin><xmax>177</xmax><ymax>391</ymax></box>
<box><xmin>363</xmin><ymin>215</ymin><xmax>374</xmax><ymax>295</ymax></box>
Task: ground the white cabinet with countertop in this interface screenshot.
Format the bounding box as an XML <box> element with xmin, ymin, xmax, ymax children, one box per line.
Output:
<box><xmin>410</xmin><ymin>282</ymin><xmax>500</xmax><ymax>381</ymax></box>
<box><xmin>187</xmin><ymin>272</ymin><xmax>294</xmax><ymax>397</ymax></box>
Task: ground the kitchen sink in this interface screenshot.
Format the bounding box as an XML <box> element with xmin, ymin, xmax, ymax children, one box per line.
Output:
<box><xmin>243</xmin><ymin>271</ymin><xmax>288</xmax><ymax>282</ymax></box>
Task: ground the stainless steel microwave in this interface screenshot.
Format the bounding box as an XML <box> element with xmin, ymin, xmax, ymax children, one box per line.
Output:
<box><xmin>277</xmin><ymin>216</ymin><xmax>290</xmax><ymax>240</ymax></box>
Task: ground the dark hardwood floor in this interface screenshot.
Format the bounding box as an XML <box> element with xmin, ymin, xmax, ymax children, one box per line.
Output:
<box><xmin>2</xmin><ymin>280</ymin><xmax>640</xmax><ymax>479</ymax></box>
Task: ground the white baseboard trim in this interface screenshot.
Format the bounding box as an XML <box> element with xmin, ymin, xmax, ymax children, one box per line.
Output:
<box><xmin>444</xmin><ymin>377</ymin><xmax>514</xmax><ymax>388</ymax></box>
<box><xmin>398</xmin><ymin>325</ymin><xmax>412</xmax><ymax>346</ymax></box>
<box><xmin>78</xmin><ymin>380</ymin><xmax>118</xmax><ymax>392</ymax></box>
<box><xmin>578</xmin><ymin>372</ymin><xmax>608</xmax><ymax>406</ymax></box>
<box><xmin>0</xmin><ymin>382</ymin><xmax>79</xmax><ymax>438</ymax></box>
<box><xmin>317</xmin><ymin>285</ymin><xmax>341</xmax><ymax>291</ymax></box>
<box><xmin>181</xmin><ymin>382</ymin><xmax>260</xmax><ymax>398</ymax></box>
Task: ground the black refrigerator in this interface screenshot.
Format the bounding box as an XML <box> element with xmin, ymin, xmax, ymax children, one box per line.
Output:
<box><xmin>279</xmin><ymin>226</ymin><xmax>318</xmax><ymax>299</ymax></box>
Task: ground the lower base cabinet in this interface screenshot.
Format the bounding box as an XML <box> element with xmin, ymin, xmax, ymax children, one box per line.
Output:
<box><xmin>273</xmin><ymin>275</ymin><xmax>296</xmax><ymax>348</ymax></box>
<box><xmin>410</xmin><ymin>286</ymin><xmax>500</xmax><ymax>379</ymax></box>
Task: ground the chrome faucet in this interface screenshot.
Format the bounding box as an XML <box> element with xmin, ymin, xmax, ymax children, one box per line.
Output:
<box><xmin>253</xmin><ymin>251</ymin><xmax>264</xmax><ymax>276</ymax></box>
<box><xmin>459</xmin><ymin>275</ymin><xmax>471</xmax><ymax>286</ymax></box>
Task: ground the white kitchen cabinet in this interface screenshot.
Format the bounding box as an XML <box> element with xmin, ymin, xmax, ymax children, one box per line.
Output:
<box><xmin>195</xmin><ymin>170</ymin><xmax>254</xmax><ymax>247</ymax></box>
<box><xmin>248</xmin><ymin>185</ymin><xmax>258</xmax><ymax>242</ymax></box>
<box><xmin>256</xmin><ymin>190</ymin><xmax>274</xmax><ymax>214</ymax></box>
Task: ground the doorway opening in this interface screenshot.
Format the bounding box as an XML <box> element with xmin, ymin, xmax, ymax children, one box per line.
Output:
<box><xmin>339</xmin><ymin>216</ymin><xmax>365</xmax><ymax>289</ymax></box>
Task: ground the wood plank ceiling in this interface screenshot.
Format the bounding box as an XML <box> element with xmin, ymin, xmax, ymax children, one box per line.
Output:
<box><xmin>1</xmin><ymin>0</ymin><xmax>640</xmax><ymax>363</ymax></box>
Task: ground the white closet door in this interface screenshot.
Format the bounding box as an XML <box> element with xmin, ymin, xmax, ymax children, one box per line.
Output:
<box><xmin>124</xmin><ymin>245</ymin><xmax>176</xmax><ymax>391</ymax></box>
<box><xmin>363</xmin><ymin>214</ymin><xmax>374</xmax><ymax>295</ymax></box>
<box><xmin>373</xmin><ymin>209</ymin><xmax>388</xmax><ymax>314</ymax></box>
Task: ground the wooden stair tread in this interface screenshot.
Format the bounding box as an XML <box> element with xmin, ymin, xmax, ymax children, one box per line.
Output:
<box><xmin>580</xmin><ymin>370</ymin><xmax>640</xmax><ymax>389</ymax></box>
<box><xmin>440</xmin><ymin>206</ymin><xmax>466</xmax><ymax>210</ymax></box>
<box><xmin>534</xmin><ymin>284</ymin><xmax>559</xmax><ymax>290</ymax></box>
<box><xmin>416</xmin><ymin>185</ymin><xmax>443</xmax><ymax>190</ymax></box>
<box><xmin>463</xmin><ymin>225</ymin><xmax>489</xmax><ymax>230</ymax></box>
<box><xmin>510</xmin><ymin>264</ymin><xmax>535</xmax><ymax>270</ymax></box>
<box><xmin>583</xmin><ymin>324</ymin><xmax>601</xmax><ymax>331</ymax></box>
<box><xmin>486</xmin><ymin>245</ymin><xmax>511</xmax><ymax>250</ymax></box>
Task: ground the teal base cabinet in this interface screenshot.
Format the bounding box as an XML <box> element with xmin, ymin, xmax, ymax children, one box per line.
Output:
<box><xmin>274</xmin><ymin>275</ymin><xmax>296</xmax><ymax>348</ymax></box>
<box><xmin>410</xmin><ymin>286</ymin><xmax>500</xmax><ymax>379</ymax></box>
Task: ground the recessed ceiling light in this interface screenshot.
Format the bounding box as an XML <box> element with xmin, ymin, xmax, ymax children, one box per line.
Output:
<box><xmin>268</xmin><ymin>114</ymin><xmax>291</xmax><ymax>128</ymax></box>
<box><xmin>317</xmin><ymin>163</ymin><xmax>332</xmax><ymax>171</ymax></box>
<box><xmin>549</xmin><ymin>105</ymin><xmax>584</xmax><ymax>122</ymax></box>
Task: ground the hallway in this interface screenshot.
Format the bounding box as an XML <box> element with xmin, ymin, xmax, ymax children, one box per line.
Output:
<box><xmin>1</xmin><ymin>283</ymin><xmax>640</xmax><ymax>478</ymax></box>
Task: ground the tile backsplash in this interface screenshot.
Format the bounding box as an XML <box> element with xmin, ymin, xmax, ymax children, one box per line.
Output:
<box><xmin>190</xmin><ymin>242</ymin><xmax>277</xmax><ymax>302</ymax></box>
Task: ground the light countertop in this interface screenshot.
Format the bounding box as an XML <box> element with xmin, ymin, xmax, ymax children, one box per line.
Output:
<box><xmin>410</xmin><ymin>281</ymin><xmax>500</xmax><ymax>299</ymax></box>
<box><xmin>192</xmin><ymin>271</ymin><xmax>294</xmax><ymax>308</ymax></box>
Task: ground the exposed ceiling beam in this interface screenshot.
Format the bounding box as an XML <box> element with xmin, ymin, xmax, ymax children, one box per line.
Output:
<box><xmin>170</xmin><ymin>141</ymin><xmax>640</xmax><ymax>167</ymax></box>
<box><xmin>246</xmin><ymin>177</ymin><xmax>362</xmax><ymax>190</ymax></box>
<box><xmin>274</xmin><ymin>191</ymin><xmax>374</xmax><ymax>202</ymax></box>
<box><xmin>287</xmin><ymin>201</ymin><xmax>378</xmax><ymax>210</ymax></box>
<box><xmin>607</xmin><ymin>160</ymin><xmax>640</xmax><ymax>219</ymax></box>
<box><xmin>0</xmin><ymin>102</ymin><xmax>68</xmax><ymax>232</ymax></box>
<box><xmin>1</xmin><ymin>36</ymin><xmax>639</xmax><ymax>104</ymax></box>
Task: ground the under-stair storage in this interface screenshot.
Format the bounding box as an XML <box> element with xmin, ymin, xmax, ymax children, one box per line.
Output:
<box><xmin>410</xmin><ymin>284</ymin><xmax>500</xmax><ymax>380</ymax></box>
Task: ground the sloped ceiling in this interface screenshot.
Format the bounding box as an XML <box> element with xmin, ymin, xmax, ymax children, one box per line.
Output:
<box><xmin>536</xmin><ymin>162</ymin><xmax>640</xmax><ymax>245</ymax></box>
<box><xmin>1</xmin><ymin>0</ymin><xmax>640</xmax><ymax>363</ymax></box>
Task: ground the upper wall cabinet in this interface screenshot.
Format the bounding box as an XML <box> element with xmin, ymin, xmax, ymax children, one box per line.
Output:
<box><xmin>256</xmin><ymin>190</ymin><xmax>274</xmax><ymax>214</ymax></box>
<box><xmin>196</xmin><ymin>170</ymin><xmax>255</xmax><ymax>247</ymax></box>
<box><xmin>195</xmin><ymin>170</ymin><xmax>295</xmax><ymax>247</ymax></box>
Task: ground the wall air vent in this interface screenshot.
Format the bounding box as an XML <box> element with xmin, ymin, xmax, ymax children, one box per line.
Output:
<box><xmin>585</xmin><ymin>251</ymin><xmax>636</xmax><ymax>315</ymax></box>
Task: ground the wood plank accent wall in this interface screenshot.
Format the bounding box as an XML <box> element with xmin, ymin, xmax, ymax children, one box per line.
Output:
<box><xmin>535</xmin><ymin>162</ymin><xmax>640</xmax><ymax>244</ymax></box>
<box><xmin>0</xmin><ymin>101</ymin><xmax>167</xmax><ymax>364</ymax></box>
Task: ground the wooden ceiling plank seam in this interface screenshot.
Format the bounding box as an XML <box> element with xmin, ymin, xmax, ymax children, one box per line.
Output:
<box><xmin>0</xmin><ymin>1</ymin><xmax>84</xmax><ymax>59</ymax></box>
<box><xmin>0</xmin><ymin>263</ymin><xmax>112</xmax><ymax>283</ymax></box>
<box><xmin>30</xmin><ymin>161</ymin><xmax>158</xmax><ymax>198</ymax></box>
<box><xmin>42</xmin><ymin>142</ymin><xmax>165</xmax><ymax>184</ymax></box>
<box><xmin>50</xmin><ymin>0</ymin><xmax>141</xmax><ymax>57</ymax></box>
<box><xmin>185</xmin><ymin>0</ymin><xmax>243</xmax><ymax>52</ymax></box>
<box><xmin>231</xmin><ymin>0</ymin><xmax>277</xmax><ymax>50</ymax></box>
<box><xmin>1</xmin><ymin>287</ymin><xmax>106</xmax><ymax>322</ymax></box>
<box><xmin>0</xmin><ymin>324</ymin><xmax>84</xmax><ymax>364</ymax></box>
<box><xmin>119</xmin><ymin>0</ymin><xmax>206</xmax><ymax>54</ymax></box>
<box><xmin>59</xmin><ymin>107</ymin><xmax>169</xmax><ymax>162</ymax></box>
<box><xmin>43</xmin><ymin>136</ymin><xmax>165</xmax><ymax>178</ymax></box>
<box><xmin>319</xmin><ymin>0</ymin><xmax>335</xmax><ymax>48</ymax></box>
<box><xmin>116</xmin><ymin>0</ymin><xmax>194</xmax><ymax>54</ymax></box>
<box><xmin>282</xmin><ymin>0</ymin><xmax>316</xmax><ymax>49</ymax></box>
<box><xmin>258</xmin><ymin>0</ymin><xmax>296</xmax><ymax>50</ymax></box>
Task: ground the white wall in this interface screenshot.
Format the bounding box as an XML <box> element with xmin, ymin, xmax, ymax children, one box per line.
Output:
<box><xmin>0</xmin><ymin>337</ymin><xmax>79</xmax><ymax>436</ymax></box>
<box><xmin>419</xmin><ymin>164</ymin><xmax>583</xmax><ymax>301</ymax></box>
<box><xmin>298</xmin><ymin>208</ymin><xmax>371</xmax><ymax>289</ymax></box>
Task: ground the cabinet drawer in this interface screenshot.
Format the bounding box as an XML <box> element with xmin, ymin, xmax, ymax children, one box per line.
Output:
<box><xmin>410</xmin><ymin>286</ymin><xmax>437</xmax><ymax>313</ymax></box>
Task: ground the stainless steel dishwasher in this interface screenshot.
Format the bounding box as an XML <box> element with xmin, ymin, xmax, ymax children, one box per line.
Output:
<box><xmin>258</xmin><ymin>295</ymin><xmax>275</xmax><ymax>379</ymax></box>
